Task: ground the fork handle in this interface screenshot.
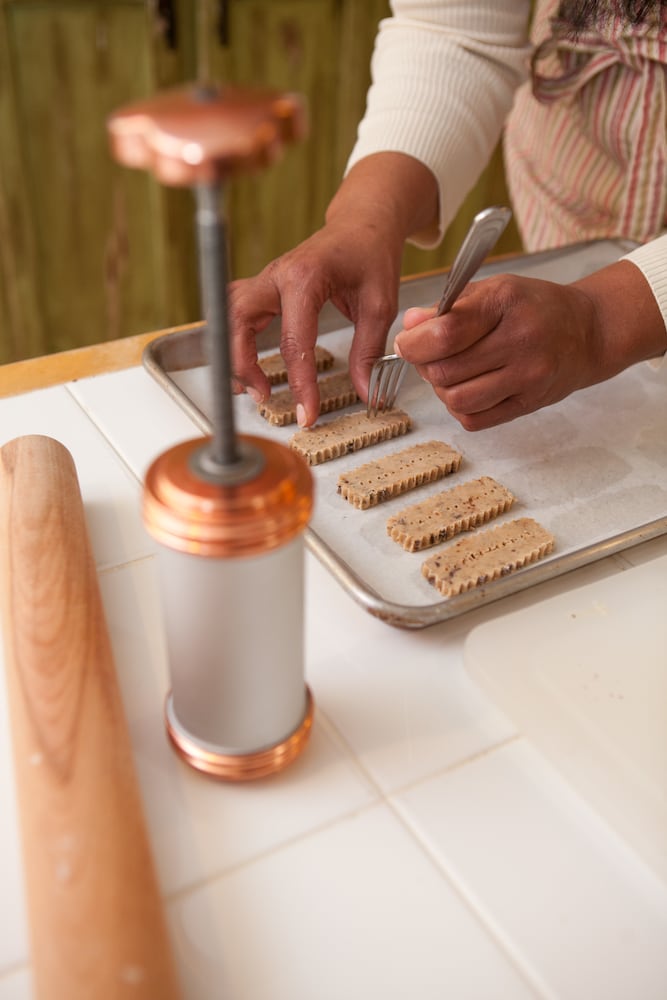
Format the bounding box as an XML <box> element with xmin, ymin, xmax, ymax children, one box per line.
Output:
<box><xmin>436</xmin><ymin>206</ymin><xmax>511</xmax><ymax>316</ymax></box>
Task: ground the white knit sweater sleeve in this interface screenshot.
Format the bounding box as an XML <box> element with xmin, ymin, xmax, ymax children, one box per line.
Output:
<box><xmin>623</xmin><ymin>235</ymin><xmax>667</xmax><ymax>370</ymax></box>
<box><xmin>346</xmin><ymin>0</ymin><xmax>532</xmax><ymax>247</ymax></box>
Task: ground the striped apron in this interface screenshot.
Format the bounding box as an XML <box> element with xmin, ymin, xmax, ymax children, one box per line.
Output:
<box><xmin>504</xmin><ymin>0</ymin><xmax>667</xmax><ymax>250</ymax></box>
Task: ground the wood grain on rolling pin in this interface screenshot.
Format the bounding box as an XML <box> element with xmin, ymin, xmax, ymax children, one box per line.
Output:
<box><xmin>0</xmin><ymin>435</ymin><xmax>181</xmax><ymax>1000</ymax></box>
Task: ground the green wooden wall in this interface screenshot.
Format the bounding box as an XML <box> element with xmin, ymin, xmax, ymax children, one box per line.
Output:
<box><xmin>0</xmin><ymin>0</ymin><xmax>522</xmax><ymax>363</ymax></box>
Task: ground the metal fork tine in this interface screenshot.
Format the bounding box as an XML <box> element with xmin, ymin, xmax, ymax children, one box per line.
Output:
<box><xmin>367</xmin><ymin>358</ymin><xmax>383</xmax><ymax>417</ymax></box>
<box><xmin>367</xmin><ymin>373</ymin><xmax>377</xmax><ymax>418</ymax></box>
<box><xmin>384</xmin><ymin>355</ymin><xmax>408</xmax><ymax>408</ymax></box>
<box><xmin>367</xmin><ymin>354</ymin><xmax>407</xmax><ymax>417</ymax></box>
<box><xmin>367</xmin><ymin>355</ymin><xmax>389</xmax><ymax>417</ymax></box>
<box><xmin>367</xmin><ymin>359</ymin><xmax>382</xmax><ymax>417</ymax></box>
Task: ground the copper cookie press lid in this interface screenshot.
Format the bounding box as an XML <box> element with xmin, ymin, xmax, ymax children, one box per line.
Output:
<box><xmin>143</xmin><ymin>434</ymin><xmax>314</xmax><ymax>559</ymax></box>
<box><xmin>107</xmin><ymin>83</ymin><xmax>307</xmax><ymax>185</ymax></box>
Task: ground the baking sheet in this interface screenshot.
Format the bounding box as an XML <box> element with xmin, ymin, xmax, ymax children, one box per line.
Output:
<box><xmin>144</xmin><ymin>240</ymin><xmax>667</xmax><ymax>627</ymax></box>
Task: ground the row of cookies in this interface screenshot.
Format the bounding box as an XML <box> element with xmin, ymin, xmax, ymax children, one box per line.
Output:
<box><xmin>256</xmin><ymin>348</ymin><xmax>554</xmax><ymax>598</ymax></box>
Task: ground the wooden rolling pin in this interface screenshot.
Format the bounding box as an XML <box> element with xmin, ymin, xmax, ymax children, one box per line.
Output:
<box><xmin>0</xmin><ymin>435</ymin><xmax>181</xmax><ymax>1000</ymax></box>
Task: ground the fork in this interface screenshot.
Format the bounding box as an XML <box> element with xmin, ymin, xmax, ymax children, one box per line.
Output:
<box><xmin>366</xmin><ymin>205</ymin><xmax>512</xmax><ymax>417</ymax></box>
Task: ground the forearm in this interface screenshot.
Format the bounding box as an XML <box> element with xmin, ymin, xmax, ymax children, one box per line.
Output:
<box><xmin>326</xmin><ymin>152</ymin><xmax>439</xmax><ymax>248</ymax></box>
<box><xmin>573</xmin><ymin>260</ymin><xmax>667</xmax><ymax>380</ymax></box>
<box><xmin>347</xmin><ymin>0</ymin><xmax>532</xmax><ymax>246</ymax></box>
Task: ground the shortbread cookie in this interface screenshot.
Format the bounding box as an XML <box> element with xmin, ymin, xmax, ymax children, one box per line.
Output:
<box><xmin>289</xmin><ymin>409</ymin><xmax>412</xmax><ymax>466</ymax></box>
<box><xmin>258</xmin><ymin>371</ymin><xmax>358</xmax><ymax>426</ymax></box>
<box><xmin>337</xmin><ymin>440</ymin><xmax>462</xmax><ymax>510</ymax></box>
<box><xmin>421</xmin><ymin>517</ymin><xmax>554</xmax><ymax>597</ymax></box>
<box><xmin>259</xmin><ymin>345</ymin><xmax>334</xmax><ymax>385</ymax></box>
<box><xmin>387</xmin><ymin>476</ymin><xmax>515</xmax><ymax>551</ymax></box>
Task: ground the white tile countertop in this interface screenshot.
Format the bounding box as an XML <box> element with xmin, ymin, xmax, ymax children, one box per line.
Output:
<box><xmin>0</xmin><ymin>360</ymin><xmax>666</xmax><ymax>1000</ymax></box>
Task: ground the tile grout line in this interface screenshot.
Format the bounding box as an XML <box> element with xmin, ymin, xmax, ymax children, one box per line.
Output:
<box><xmin>289</xmin><ymin>720</ymin><xmax>555</xmax><ymax>1000</ymax></box>
<box><xmin>385</xmin><ymin>733</ymin><xmax>523</xmax><ymax>797</ymax></box>
<box><xmin>63</xmin><ymin>380</ymin><xmax>147</xmax><ymax>488</ymax></box>
<box><xmin>162</xmin><ymin>797</ymin><xmax>383</xmax><ymax>909</ymax></box>
<box><xmin>311</xmin><ymin>707</ymin><xmax>388</xmax><ymax>798</ymax></box>
<box><xmin>159</xmin><ymin>728</ymin><xmax>552</xmax><ymax>998</ymax></box>
<box><xmin>385</xmin><ymin>791</ymin><xmax>559</xmax><ymax>1000</ymax></box>
<box><xmin>97</xmin><ymin>553</ymin><xmax>156</xmax><ymax>577</ymax></box>
<box><xmin>312</xmin><ymin>699</ymin><xmax>523</xmax><ymax>800</ymax></box>
<box><xmin>160</xmin><ymin>709</ymin><xmax>387</xmax><ymax>907</ymax></box>
<box><xmin>160</xmin><ymin>721</ymin><xmax>526</xmax><ymax>917</ymax></box>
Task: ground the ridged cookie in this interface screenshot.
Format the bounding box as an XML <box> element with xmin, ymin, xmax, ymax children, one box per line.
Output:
<box><xmin>259</xmin><ymin>344</ymin><xmax>334</xmax><ymax>385</ymax></box>
<box><xmin>387</xmin><ymin>476</ymin><xmax>514</xmax><ymax>551</ymax></box>
<box><xmin>258</xmin><ymin>372</ymin><xmax>358</xmax><ymax>426</ymax></box>
<box><xmin>421</xmin><ymin>517</ymin><xmax>554</xmax><ymax>597</ymax></box>
<box><xmin>289</xmin><ymin>409</ymin><xmax>412</xmax><ymax>466</ymax></box>
<box><xmin>337</xmin><ymin>440</ymin><xmax>462</xmax><ymax>509</ymax></box>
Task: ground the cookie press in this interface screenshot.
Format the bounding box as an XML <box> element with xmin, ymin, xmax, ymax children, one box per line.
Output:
<box><xmin>107</xmin><ymin>85</ymin><xmax>314</xmax><ymax>780</ymax></box>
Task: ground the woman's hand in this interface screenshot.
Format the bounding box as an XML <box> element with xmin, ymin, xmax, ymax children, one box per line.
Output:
<box><xmin>394</xmin><ymin>262</ymin><xmax>666</xmax><ymax>430</ymax></box>
<box><xmin>227</xmin><ymin>153</ymin><xmax>439</xmax><ymax>427</ymax></box>
<box><xmin>227</xmin><ymin>217</ymin><xmax>402</xmax><ymax>427</ymax></box>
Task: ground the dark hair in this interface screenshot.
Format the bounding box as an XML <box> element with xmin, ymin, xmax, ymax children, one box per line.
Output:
<box><xmin>557</xmin><ymin>0</ymin><xmax>666</xmax><ymax>29</ymax></box>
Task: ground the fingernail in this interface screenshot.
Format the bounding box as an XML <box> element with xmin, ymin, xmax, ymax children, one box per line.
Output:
<box><xmin>296</xmin><ymin>403</ymin><xmax>307</xmax><ymax>427</ymax></box>
<box><xmin>247</xmin><ymin>386</ymin><xmax>263</xmax><ymax>403</ymax></box>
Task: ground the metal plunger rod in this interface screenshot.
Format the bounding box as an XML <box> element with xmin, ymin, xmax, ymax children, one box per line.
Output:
<box><xmin>106</xmin><ymin>83</ymin><xmax>307</xmax><ymax>476</ymax></box>
<box><xmin>195</xmin><ymin>183</ymin><xmax>238</xmax><ymax>468</ymax></box>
